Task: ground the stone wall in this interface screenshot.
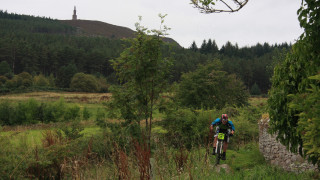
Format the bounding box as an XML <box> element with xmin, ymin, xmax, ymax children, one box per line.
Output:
<box><xmin>259</xmin><ymin>118</ymin><xmax>318</xmax><ymax>172</ymax></box>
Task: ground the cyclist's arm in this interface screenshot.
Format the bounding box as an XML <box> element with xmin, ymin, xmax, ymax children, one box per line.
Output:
<box><xmin>211</xmin><ymin>118</ymin><xmax>221</xmax><ymax>126</ymax></box>
<box><xmin>228</xmin><ymin>120</ymin><xmax>235</xmax><ymax>131</ymax></box>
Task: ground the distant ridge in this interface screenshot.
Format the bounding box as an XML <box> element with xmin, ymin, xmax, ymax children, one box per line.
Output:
<box><xmin>59</xmin><ymin>19</ymin><xmax>179</xmax><ymax>45</ymax></box>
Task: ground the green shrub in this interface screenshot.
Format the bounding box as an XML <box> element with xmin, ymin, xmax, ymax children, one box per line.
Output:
<box><xmin>70</xmin><ymin>73</ymin><xmax>99</xmax><ymax>92</ymax></box>
<box><xmin>161</xmin><ymin>108</ymin><xmax>215</xmax><ymax>149</ymax></box>
<box><xmin>59</xmin><ymin>122</ymin><xmax>84</xmax><ymax>140</ymax></box>
<box><xmin>64</xmin><ymin>105</ymin><xmax>80</xmax><ymax>121</ymax></box>
<box><xmin>0</xmin><ymin>61</ymin><xmax>11</xmax><ymax>76</ymax></box>
<box><xmin>0</xmin><ymin>100</ymin><xmax>15</xmax><ymax>125</ymax></box>
<box><xmin>250</xmin><ymin>83</ymin><xmax>261</xmax><ymax>95</ymax></box>
<box><xmin>17</xmin><ymin>72</ymin><xmax>33</xmax><ymax>88</ymax></box>
<box><xmin>0</xmin><ymin>75</ymin><xmax>8</xmax><ymax>86</ymax></box>
<box><xmin>95</xmin><ymin>108</ymin><xmax>107</xmax><ymax>128</ymax></box>
<box><xmin>15</xmin><ymin>98</ymin><xmax>39</xmax><ymax>124</ymax></box>
<box><xmin>33</xmin><ymin>74</ymin><xmax>50</xmax><ymax>87</ymax></box>
<box><xmin>43</xmin><ymin>98</ymin><xmax>66</xmax><ymax>123</ymax></box>
<box><xmin>177</xmin><ymin>59</ymin><xmax>249</xmax><ymax>109</ymax></box>
<box><xmin>96</xmin><ymin>76</ymin><xmax>109</xmax><ymax>92</ymax></box>
<box><xmin>82</xmin><ymin>107</ymin><xmax>91</xmax><ymax>120</ymax></box>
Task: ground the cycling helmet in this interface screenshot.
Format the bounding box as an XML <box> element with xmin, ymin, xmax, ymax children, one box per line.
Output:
<box><xmin>221</xmin><ymin>114</ymin><xmax>228</xmax><ymax>122</ymax></box>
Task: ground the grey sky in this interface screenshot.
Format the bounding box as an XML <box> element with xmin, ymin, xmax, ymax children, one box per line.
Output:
<box><xmin>1</xmin><ymin>0</ymin><xmax>303</xmax><ymax>48</ymax></box>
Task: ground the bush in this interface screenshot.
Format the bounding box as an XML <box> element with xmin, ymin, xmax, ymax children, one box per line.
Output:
<box><xmin>43</xmin><ymin>98</ymin><xmax>66</xmax><ymax>123</ymax></box>
<box><xmin>82</xmin><ymin>107</ymin><xmax>91</xmax><ymax>120</ymax></box>
<box><xmin>70</xmin><ymin>73</ymin><xmax>99</xmax><ymax>92</ymax></box>
<box><xmin>0</xmin><ymin>100</ymin><xmax>15</xmax><ymax>125</ymax></box>
<box><xmin>0</xmin><ymin>76</ymin><xmax>8</xmax><ymax>86</ymax></box>
<box><xmin>15</xmin><ymin>98</ymin><xmax>40</xmax><ymax>124</ymax></box>
<box><xmin>161</xmin><ymin>108</ymin><xmax>215</xmax><ymax>149</ymax></box>
<box><xmin>33</xmin><ymin>74</ymin><xmax>50</xmax><ymax>87</ymax></box>
<box><xmin>177</xmin><ymin>60</ymin><xmax>249</xmax><ymax>109</ymax></box>
<box><xmin>64</xmin><ymin>105</ymin><xmax>80</xmax><ymax>121</ymax></box>
<box><xmin>17</xmin><ymin>72</ymin><xmax>33</xmax><ymax>88</ymax></box>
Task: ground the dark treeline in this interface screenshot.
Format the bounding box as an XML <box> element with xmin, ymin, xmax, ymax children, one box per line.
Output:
<box><xmin>186</xmin><ymin>40</ymin><xmax>291</xmax><ymax>94</ymax></box>
<box><xmin>0</xmin><ymin>10</ymin><xmax>291</xmax><ymax>93</ymax></box>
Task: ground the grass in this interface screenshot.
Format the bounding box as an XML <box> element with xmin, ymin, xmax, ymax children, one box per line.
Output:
<box><xmin>249</xmin><ymin>97</ymin><xmax>267</xmax><ymax>107</ymax></box>
<box><xmin>0</xmin><ymin>93</ymin><xmax>317</xmax><ymax>179</ymax></box>
<box><xmin>79</xmin><ymin>142</ymin><xmax>316</xmax><ymax>179</ymax></box>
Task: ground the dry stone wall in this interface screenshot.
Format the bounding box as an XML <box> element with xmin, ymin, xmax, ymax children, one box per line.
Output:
<box><xmin>259</xmin><ymin>118</ymin><xmax>318</xmax><ymax>172</ymax></box>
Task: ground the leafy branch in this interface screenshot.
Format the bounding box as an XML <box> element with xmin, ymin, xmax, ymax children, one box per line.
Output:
<box><xmin>190</xmin><ymin>0</ymin><xmax>249</xmax><ymax>13</ymax></box>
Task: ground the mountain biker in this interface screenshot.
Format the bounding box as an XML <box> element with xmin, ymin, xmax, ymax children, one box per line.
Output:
<box><xmin>210</xmin><ymin>114</ymin><xmax>235</xmax><ymax>160</ymax></box>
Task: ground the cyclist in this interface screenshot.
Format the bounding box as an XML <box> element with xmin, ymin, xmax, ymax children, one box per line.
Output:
<box><xmin>210</xmin><ymin>114</ymin><xmax>235</xmax><ymax>160</ymax></box>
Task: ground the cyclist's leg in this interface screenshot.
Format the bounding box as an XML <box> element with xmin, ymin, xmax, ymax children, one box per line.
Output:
<box><xmin>223</xmin><ymin>132</ymin><xmax>230</xmax><ymax>152</ymax></box>
<box><xmin>213</xmin><ymin>127</ymin><xmax>220</xmax><ymax>148</ymax></box>
<box><xmin>213</xmin><ymin>136</ymin><xmax>218</xmax><ymax>148</ymax></box>
<box><xmin>223</xmin><ymin>141</ymin><xmax>228</xmax><ymax>152</ymax></box>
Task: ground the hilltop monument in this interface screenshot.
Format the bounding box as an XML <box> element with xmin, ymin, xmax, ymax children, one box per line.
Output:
<box><xmin>72</xmin><ymin>6</ymin><xmax>77</xmax><ymax>20</ymax></box>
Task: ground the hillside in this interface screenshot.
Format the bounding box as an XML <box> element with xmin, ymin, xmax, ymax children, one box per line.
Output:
<box><xmin>60</xmin><ymin>19</ymin><xmax>178</xmax><ymax>45</ymax></box>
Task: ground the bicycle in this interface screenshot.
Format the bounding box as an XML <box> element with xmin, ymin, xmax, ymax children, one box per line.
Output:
<box><xmin>214</xmin><ymin>129</ymin><xmax>231</xmax><ymax>165</ymax></box>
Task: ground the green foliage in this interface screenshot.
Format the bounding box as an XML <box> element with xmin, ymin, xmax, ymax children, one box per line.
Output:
<box><xmin>59</xmin><ymin>121</ymin><xmax>84</xmax><ymax>140</ymax></box>
<box><xmin>15</xmin><ymin>98</ymin><xmax>39</xmax><ymax>125</ymax></box>
<box><xmin>227</xmin><ymin>106</ymin><xmax>261</xmax><ymax>148</ymax></box>
<box><xmin>82</xmin><ymin>106</ymin><xmax>91</xmax><ymax>120</ymax></box>
<box><xmin>177</xmin><ymin>59</ymin><xmax>249</xmax><ymax>109</ymax></box>
<box><xmin>5</xmin><ymin>72</ymin><xmax>34</xmax><ymax>89</ymax></box>
<box><xmin>0</xmin><ymin>100</ymin><xmax>14</xmax><ymax>125</ymax></box>
<box><xmin>0</xmin><ymin>98</ymin><xmax>82</xmax><ymax>125</ymax></box>
<box><xmin>0</xmin><ymin>75</ymin><xmax>8</xmax><ymax>86</ymax></box>
<box><xmin>108</xmin><ymin>15</ymin><xmax>172</xmax><ymax>141</ymax></box>
<box><xmin>160</xmin><ymin>108</ymin><xmax>213</xmax><ymax>149</ymax></box>
<box><xmin>250</xmin><ymin>83</ymin><xmax>261</xmax><ymax>95</ymax></box>
<box><xmin>64</xmin><ymin>104</ymin><xmax>80</xmax><ymax>121</ymax></box>
<box><xmin>56</xmin><ymin>64</ymin><xmax>78</xmax><ymax>88</ymax></box>
<box><xmin>96</xmin><ymin>75</ymin><xmax>109</xmax><ymax>92</ymax></box>
<box><xmin>289</xmin><ymin>75</ymin><xmax>320</xmax><ymax>166</ymax></box>
<box><xmin>95</xmin><ymin>108</ymin><xmax>107</xmax><ymax>128</ymax></box>
<box><xmin>33</xmin><ymin>74</ymin><xmax>50</xmax><ymax>87</ymax></box>
<box><xmin>226</xmin><ymin>143</ymin><xmax>266</xmax><ymax>171</ymax></box>
<box><xmin>0</xmin><ymin>61</ymin><xmax>11</xmax><ymax>75</ymax></box>
<box><xmin>268</xmin><ymin>0</ymin><xmax>320</xmax><ymax>166</ymax></box>
<box><xmin>0</xmin><ymin>11</ymin><xmax>291</xmax><ymax>93</ymax></box>
<box><xmin>70</xmin><ymin>73</ymin><xmax>99</xmax><ymax>92</ymax></box>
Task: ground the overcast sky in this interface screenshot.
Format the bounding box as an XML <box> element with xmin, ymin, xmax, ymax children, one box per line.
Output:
<box><xmin>1</xmin><ymin>0</ymin><xmax>303</xmax><ymax>48</ymax></box>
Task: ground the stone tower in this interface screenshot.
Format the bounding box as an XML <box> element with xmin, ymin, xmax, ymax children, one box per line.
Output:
<box><xmin>72</xmin><ymin>6</ymin><xmax>77</xmax><ymax>20</ymax></box>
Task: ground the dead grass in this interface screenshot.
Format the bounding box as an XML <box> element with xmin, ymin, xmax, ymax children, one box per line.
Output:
<box><xmin>0</xmin><ymin>92</ymin><xmax>112</xmax><ymax>104</ymax></box>
<box><xmin>249</xmin><ymin>97</ymin><xmax>268</xmax><ymax>107</ymax></box>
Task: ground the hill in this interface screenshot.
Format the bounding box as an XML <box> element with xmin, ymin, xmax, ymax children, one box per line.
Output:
<box><xmin>59</xmin><ymin>19</ymin><xmax>178</xmax><ymax>45</ymax></box>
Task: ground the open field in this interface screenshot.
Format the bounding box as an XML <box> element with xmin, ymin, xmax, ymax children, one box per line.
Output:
<box><xmin>3</xmin><ymin>93</ymin><xmax>314</xmax><ymax>179</ymax></box>
<box><xmin>0</xmin><ymin>92</ymin><xmax>112</xmax><ymax>104</ymax></box>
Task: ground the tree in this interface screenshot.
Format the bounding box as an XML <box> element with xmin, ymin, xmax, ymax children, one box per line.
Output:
<box><xmin>177</xmin><ymin>59</ymin><xmax>248</xmax><ymax>109</ymax></box>
<box><xmin>55</xmin><ymin>64</ymin><xmax>77</xmax><ymax>88</ymax></box>
<box><xmin>250</xmin><ymin>83</ymin><xmax>261</xmax><ymax>95</ymax></box>
<box><xmin>210</xmin><ymin>39</ymin><xmax>219</xmax><ymax>54</ymax></box>
<box><xmin>107</xmin><ymin>15</ymin><xmax>172</xmax><ymax>143</ymax></box>
<box><xmin>191</xmin><ymin>0</ymin><xmax>249</xmax><ymax>13</ymax></box>
<box><xmin>268</xmin><ymin>0</ymin><xmax>320</xmax><ymax>167</ymax></box>
<box><xmin>189</xmin><ymin>41</ymin><xmax>198</xmax><ymax>52</ymax></box>
<box><xmin>200</xmin><ymin>40</ymin><xmax>207</xmax><ymax>54</ymax></box>
<box><xmin>0</xmin><ymin>61</ymin><xmax>11</xmax><ymax>76</ymax></box>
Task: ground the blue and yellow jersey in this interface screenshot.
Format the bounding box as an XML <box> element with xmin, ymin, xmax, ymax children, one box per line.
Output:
<box><xmin>211</xmin><ymin>118</ymin><xmax>235</xmax><ymax>131</ymax></box>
